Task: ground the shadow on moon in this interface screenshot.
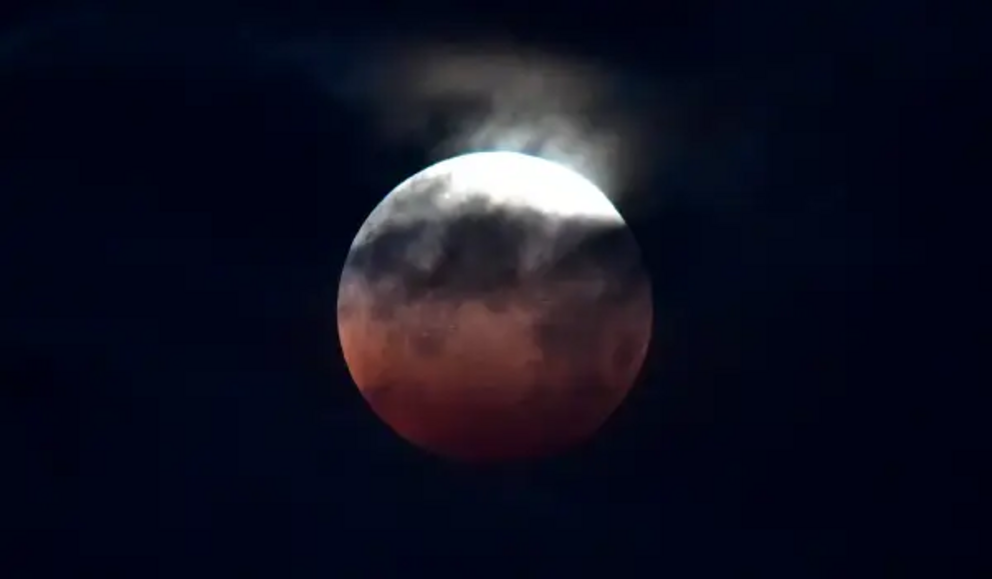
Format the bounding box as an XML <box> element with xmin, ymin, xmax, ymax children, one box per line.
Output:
<box><xmin>342</xmin><ymin>172</ymin><xmax>647</xmax><ymax>309</ymax></box>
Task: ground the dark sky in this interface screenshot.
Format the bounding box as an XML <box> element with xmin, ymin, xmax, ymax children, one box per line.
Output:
<box><xmin>0</xmin><ymin>1</ymin><xmax>981</xmax><ymax>577</ymax></box>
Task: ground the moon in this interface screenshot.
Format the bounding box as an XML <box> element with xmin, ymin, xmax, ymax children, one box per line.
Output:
<box><xmin>337</xmin><ymin>151</ymin><xmax>652</xmax><ymax>462</ymax></box>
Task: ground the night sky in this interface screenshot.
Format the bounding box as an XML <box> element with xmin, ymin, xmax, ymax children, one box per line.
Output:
<box><xmin>0</xmin><ymin>1</ymin><xmax>980</xmax><ymax>576</ymax></box>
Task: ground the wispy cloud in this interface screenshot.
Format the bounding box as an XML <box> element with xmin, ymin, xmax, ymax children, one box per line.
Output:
<box><xmin>285</xmin><ymin>36</ymin><xmax>668</xmax><ymax>204</ymax></box>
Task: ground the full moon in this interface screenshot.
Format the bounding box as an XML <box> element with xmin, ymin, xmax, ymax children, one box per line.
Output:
<box><xmin>337</xmin><ymin>151</ymin><xmax>652</xmax><ymax>462</ymax></box>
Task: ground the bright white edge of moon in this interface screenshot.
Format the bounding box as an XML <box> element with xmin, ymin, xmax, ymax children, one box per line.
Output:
<box><xmin>352</xmin><ymin>152</ymin><xmax>624</xmax><ymax>249</ymax></box>
<box><xmin>420</xmin><ymin>152</ymin><xmax>621</xmax><ymax>219</ymax></box>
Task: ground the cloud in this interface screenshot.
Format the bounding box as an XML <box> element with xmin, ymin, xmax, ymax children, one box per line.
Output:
<box><xmin>338</xmin><ymin>170</ymin><xmax>648</xmax><ymax>316</ymax></box>
<box><xmin>322</xmin><ymin>38</ymin><xmax>664</xmax><ymax>202</ymax></box>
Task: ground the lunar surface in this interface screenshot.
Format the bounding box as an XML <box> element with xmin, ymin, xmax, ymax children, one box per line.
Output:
<box><xmin>337</xmin><ymin>152</ymin><xmax>652</xmax><ymax>462</ymax></box>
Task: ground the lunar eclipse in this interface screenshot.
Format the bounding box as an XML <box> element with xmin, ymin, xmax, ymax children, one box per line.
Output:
<box><xmin>337</xmin><ymin>152</ymin><xmax>652</xmax><ymax>462</ymax></box>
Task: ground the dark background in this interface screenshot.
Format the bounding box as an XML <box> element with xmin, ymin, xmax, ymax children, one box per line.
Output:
<box><xmin>0</xmin><ymin>1</ymin><xmax>982</xmax><ymax>576</ymax></box>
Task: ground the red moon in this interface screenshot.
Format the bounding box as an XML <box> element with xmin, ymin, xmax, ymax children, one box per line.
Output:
<box><xmin>337</xmin><ymin>152</ymin><xmax>652</xmax><ymax>462</ymax></box>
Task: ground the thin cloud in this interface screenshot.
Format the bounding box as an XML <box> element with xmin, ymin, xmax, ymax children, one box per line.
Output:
<box><xmin>323</xmin><ymin>38</ymin><xmax>667</xmax><ymax>204</ymax></box>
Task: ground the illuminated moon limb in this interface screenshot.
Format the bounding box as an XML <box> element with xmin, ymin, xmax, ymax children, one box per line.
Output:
<box><xmin>410</xmin><ymin>152</ymin><xmax>621</xmax><ymax>220</ymax></box>
<box><xmin>351</xmin><ymin>152</ymin><xmax>622</xmax><ymax>250</ymax></box>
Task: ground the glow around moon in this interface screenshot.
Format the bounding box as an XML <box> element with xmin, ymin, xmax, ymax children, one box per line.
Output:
<box><xmin>331</xmin><ymin>40</ymin><xmax>661</xmax><ymax>200</ymax></box>
<box><xmin>338</xmin><ymin>152</ymin><xmax>652</xmax><ymax>462</ymax></box>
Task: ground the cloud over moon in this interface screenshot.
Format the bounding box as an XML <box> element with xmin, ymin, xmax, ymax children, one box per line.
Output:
<box><xmin>323</xmin><ymin>38</ymin><xmax>664</xmax><ymax>201</ymax></box>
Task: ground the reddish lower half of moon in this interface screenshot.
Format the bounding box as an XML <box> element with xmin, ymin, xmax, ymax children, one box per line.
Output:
<box><xmin>337</xmin><ymin>284</ymin><xmax>652</xmax><ymax>462</ymax></box>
